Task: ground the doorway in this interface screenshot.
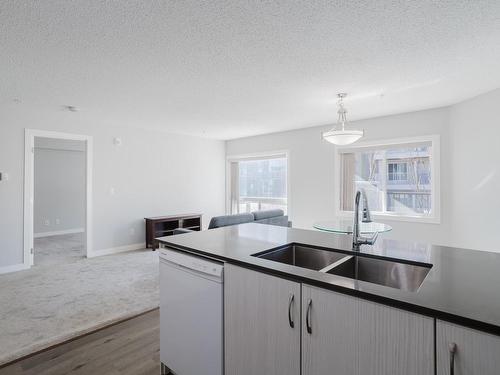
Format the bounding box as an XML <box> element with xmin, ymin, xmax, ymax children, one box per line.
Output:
<box><xmin>24</xmin><ymin>130</ymin><xmax>93</xmax><ymax>267</ymax></box>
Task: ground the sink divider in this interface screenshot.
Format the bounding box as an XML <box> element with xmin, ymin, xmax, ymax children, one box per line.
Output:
<box><xmin>318</xmin><ymin>255</ymin><xmax>353</xmax><ymax>273</ymax></box>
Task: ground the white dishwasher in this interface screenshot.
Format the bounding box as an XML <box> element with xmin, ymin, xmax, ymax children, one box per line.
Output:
<box><xmin>159</xmin><ymin>247</ymin><xmax>224</xmax><ymax>375</ymax></box>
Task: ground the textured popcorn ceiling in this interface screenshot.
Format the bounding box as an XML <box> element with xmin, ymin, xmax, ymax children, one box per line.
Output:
<box><xmin>1</xmin><ymin>1</ymin><xmax>500</xmax><ymax>139</ymax></box>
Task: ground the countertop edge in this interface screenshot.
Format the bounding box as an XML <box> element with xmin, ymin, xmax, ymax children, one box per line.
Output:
<box><xmin>159</xmin><ymin>240</ymin><xmax>500</xmax><ymax>337</ymax></box>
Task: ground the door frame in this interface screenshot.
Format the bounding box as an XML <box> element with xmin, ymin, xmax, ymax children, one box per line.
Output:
<box><xmin>23</xmin><ymin>129</ymin><xmax>93</xmax><ymax>267</ymax></box>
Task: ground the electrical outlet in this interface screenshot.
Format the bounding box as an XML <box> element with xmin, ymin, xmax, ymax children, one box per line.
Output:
<box><xmin>109</xmin><ymin>187</ymin><xmax>116</xmax><ymax>195</ymax></box>
<box><xmin>44</xmin><ymin>219</ymin><xmax>50</xmax><ymax>226</ymax></box>
<box><xmin>55</xmin><ymin>218</ymin><xmax>60</xmax><ymax>225</ymax></box>
<box><xmin>129</xmin><ymin>227</ymin><xmax>136</xmax><ymax>236</ymax></box>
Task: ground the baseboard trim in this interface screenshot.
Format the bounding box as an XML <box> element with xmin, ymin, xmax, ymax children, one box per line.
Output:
<box><xmin>0</xmin><ymin>263</ymin><xmax>30</xmax><ymax>275</ymax></box>
<box><xmin>87</xmin><ymin>242</ymin><xmax>146</xmax><ymax>258</ymax></box>
<box><xmin>34</xmin><ymin>228</ymin><xmax>85</xmax><ymax>238</ymax></box>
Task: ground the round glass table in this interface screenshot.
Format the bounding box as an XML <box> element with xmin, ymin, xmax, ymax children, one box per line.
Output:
<box><xmin>313</xmin><ymin>218</ymin><xmax>392</xmax><ymax>234</ymax></box>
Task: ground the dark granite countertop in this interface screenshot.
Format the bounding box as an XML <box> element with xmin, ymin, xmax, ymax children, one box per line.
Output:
<box><xmin>157</xmin><ymin>223</ymin><xmax>500</xmax><ymax>336</ymax></box>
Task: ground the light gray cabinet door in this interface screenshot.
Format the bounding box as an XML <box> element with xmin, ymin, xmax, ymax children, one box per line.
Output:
<box><xmin>302</xmin><ymin>284</ymin><xmax>434</xmax><ymax>375</ymax></box>
<box><xmin>301</xmin><ymin>285</ymin><xmax>357</xmax><ymax>375</ymax></box>
<box><xmin>437</xmin><ymin>320</ymin><xmax>500</xmax><ymax>375</ymax></box>
<box><xmin>224</xmin><ymin>264</ymin><xmax>301</xmax><ymax>375</ymax></box>
<box><xmin>357</xmin><ymin>298</ymin><xmax>434</xmax><ymax>375</ymax></box>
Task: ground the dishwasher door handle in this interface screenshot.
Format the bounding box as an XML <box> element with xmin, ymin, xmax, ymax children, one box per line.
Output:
<box><xmin>160</xmin><ymin>258</ymin><xmax>223</xmax><ymax>283</ymax></box>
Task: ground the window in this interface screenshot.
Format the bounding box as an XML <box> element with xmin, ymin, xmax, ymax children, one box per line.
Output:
<box><xmin>228</xmin><ymin>153</ymin><xmax>288</xmax><ymax>214</ymax></box>
<box><xmin>388</xmin><ymin>162</ymin><xmax>408</xmax><ymax>181</ymax></box>
<box><xmin>337</xmin><ymin>137</ymin><xmax>439</xmax><ymax>221</ymax></box>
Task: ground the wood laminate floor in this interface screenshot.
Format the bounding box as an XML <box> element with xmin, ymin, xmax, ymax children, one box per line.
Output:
<box><xmin>0</xmin><ymin>309</ymin><xmax>160</xmax><ymax>375</ymax></box>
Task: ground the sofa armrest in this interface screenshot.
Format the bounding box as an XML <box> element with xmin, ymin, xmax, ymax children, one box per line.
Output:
<box><xmin>173</xmin><ymin>228</ymin><xmax>195</xmax><ymax>235</ymax></box>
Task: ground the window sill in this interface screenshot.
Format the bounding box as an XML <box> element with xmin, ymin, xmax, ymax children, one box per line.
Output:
<box><xmin>336</xmin><ymin>211</ymin><xmax>441</xmax><ymax>224</ymax></box>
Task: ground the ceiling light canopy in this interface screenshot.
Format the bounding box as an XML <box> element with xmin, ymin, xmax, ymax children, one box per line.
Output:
<box><xmin>322</xmin><ymin>93</ymin><xmax>364</xmax><ymax>145</ymax></box>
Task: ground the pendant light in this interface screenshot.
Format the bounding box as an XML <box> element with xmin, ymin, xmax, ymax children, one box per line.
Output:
<box><xmin>322</xmin><ymin>93</ymin><xmax>364</xmax><ymax>145</ymax></box>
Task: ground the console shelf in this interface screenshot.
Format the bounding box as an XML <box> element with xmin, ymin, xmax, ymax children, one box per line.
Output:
<box><xmin>144</xmin><ymin>213</ymin><xmax>202</xmax><ymax>250</ymax></box>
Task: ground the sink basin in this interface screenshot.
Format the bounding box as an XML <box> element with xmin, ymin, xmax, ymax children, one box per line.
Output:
<box><xmin>252</xmin><ymin>244</ymin><xmax>432</xmax><ymax>292</ymax></box>
<box><xmin>254</xmin><ymin>244</ymin><xmax>348</xmax><ymax>271</ymax></box>
<box><xmin>326</xmin><ymin>256</ymin><xmax>431</xmax><ymax>292</ymax></box>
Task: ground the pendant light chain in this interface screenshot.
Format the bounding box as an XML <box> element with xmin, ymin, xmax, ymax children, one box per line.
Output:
<box><xmin>321</xmin><ymin>92</ymin><xmax>364</xmax><ymax>145</ymax></box>
<box><xmin>337</xmin><ymin>94</ymin><xmax>348</xmax><ymax>131</ymax></box>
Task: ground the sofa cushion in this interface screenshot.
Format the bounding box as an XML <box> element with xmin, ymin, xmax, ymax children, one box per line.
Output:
<box><xmin>208</xmin><ymin>212</ymin><xmax>255</xmax><ymax>229</ymax></box>
<box><xmin>252</xmin><ymin>209</ymin><xmax>285</xmax><ymax>221</ymax></box>
<box><xmin>254</xmin><ymin>215</ymin><xmax>290</xmax><ymax>227</ymax></box>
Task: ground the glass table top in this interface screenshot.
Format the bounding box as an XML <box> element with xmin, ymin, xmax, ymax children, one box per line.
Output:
<box><xmin>313</xmin><ymin>218</ymin><xmax>392</xmax><ymax>234</ymax></box>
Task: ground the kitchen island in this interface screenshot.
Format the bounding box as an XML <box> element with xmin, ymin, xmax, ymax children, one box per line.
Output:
<box><xmin>158</xmin><ymin>223</ymin><xmax>500</xmax><ymax>375</ymax></box>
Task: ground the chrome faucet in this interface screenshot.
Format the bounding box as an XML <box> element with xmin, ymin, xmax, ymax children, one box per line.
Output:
<box><xmin>361</xmin><ymin>188</ymin><xmax>372</xmax><ymax>223</ymax></box>
<box><xmin>353</xmin><ymin>190</ymin><xmax>378</xmax><ymax>250</ymax></box>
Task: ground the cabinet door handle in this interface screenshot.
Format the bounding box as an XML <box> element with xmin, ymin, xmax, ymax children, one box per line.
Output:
<box><xmin>288</xmin><ymin>294</ymin><xmax>295</xmax><ymax>328</ymax></box>
<box><xmin>306</xmin><ymin>299</ymin><xmax>312</xmax><ymax>334</ymax></box>
<box><xmin>449</xmin><ymin>342</ymin><xmax>457</xmax><ymax>375</ymax></box>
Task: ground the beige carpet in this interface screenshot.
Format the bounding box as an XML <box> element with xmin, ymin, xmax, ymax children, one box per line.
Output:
<box><xmin>0</xmin><ymin>249</ymin><xmax>159</xmax><ymax>366</ymax></box>
<box><xmin>34</xmin><ymin>232</ymin><xmax>85</xmax><ymax>266</ymax></box>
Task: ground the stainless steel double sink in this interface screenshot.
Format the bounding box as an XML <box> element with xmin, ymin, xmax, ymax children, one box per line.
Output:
<box><xmin>252</xmin><ymin>244</ymin><xmax>432</xmax><ymax>292</ymax></box>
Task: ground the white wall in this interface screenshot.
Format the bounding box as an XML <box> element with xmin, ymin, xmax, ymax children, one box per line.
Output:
<box><xmin>1</xmin><ymin>90</ymin><xmax>498</xmax><ymax>270</ymax></box>
<box><xmin>0</xmin><ymin>105</ymin><xmax>226</xmax><ymax>269</ymax></box>
<box><xmin>448</xmin><ymin>89</ymin><xmax>500</xmax><ymax>252</ymax></box>
<box><xmin>227</xmin><ymin>89</ymin><xmax>500</xmax><ymax>252</ymax></box>
<box><xmin>227</xmin><ymin>107</ymin><xmax>452</xmax><ymax>246</ymax></box>
<box><xmin>34</xmin><ymin>138</ymin><xmax>86</xmax><ymax>235</ymax></box>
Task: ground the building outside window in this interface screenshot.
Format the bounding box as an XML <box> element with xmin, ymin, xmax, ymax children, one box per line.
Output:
<box><xmin>228</xmin><ymin>154</ymin><xmax>288</xmax><ymax>215</ymax></box>
<box><xmin>337</xmin><ymin>137</ymin><xmax>439</xmax><ymax>220</ymax></box>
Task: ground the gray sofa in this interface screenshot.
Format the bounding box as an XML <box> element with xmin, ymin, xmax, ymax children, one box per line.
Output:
<box><xmin>173</xmin><ymin>209</ymin><xmax>291</xmax><ymax>235</ymax></box>
<box><xmin>252</xmin><ymin>209</ymin><xmax>290</xmax><ymax>227</ymax></box>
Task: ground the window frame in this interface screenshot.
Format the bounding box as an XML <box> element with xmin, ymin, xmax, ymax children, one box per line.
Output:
<box><xmin>226</xmin><ymin>150</ymin><xmax>291</xmax><ymax>217</ymax></box>
<box><xmin>333</xmin><ymin>135</ymin><xmax>440</xmax><ymax>224</ymax></box>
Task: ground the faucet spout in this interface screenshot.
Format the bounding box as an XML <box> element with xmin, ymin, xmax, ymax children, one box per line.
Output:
<box><xmin>361</xmin><ymin>188</ymin><xmax>372</xmax><ymax>223</ymax></box>
<box><xmin>352</xmin><ymin>190</ymin><xmax>378</xmax><ymax>250</ymax></box>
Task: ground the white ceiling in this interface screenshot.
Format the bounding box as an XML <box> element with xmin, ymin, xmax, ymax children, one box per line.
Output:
<box><xmin>1</xmin><ymin>1</ymin><xmax>500</xmax><ymax>140</ymax></box>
